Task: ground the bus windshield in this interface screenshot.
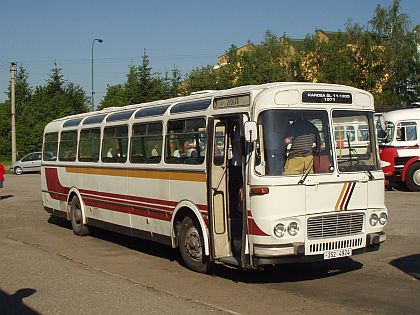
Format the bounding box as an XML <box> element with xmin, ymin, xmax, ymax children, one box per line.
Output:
<box><xmin>255</xmin><ymin>109</ymin><xmax>333</xmax><ymax>176</ymax></box>
<box><xmin>332</xmin><ymin>111</ymin><xmax>379</xmax><ymax>172</ymax></box>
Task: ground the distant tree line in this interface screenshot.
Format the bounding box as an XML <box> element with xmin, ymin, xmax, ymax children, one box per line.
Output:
<box><xmin>0</xmin><ymin>0</ymin><xmax>418</xmax><ymax>160</ymax></box>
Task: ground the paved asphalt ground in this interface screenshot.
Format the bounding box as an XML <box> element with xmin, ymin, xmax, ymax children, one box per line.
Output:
<box><xmin>0</xmin><ymin>173</ymin><xmax>419</xmax><ymax>314</ymax></box>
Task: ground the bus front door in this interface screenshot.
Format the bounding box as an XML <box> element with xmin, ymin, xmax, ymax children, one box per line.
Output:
<box><xmin>208</xmin><ymin>118</ymin><xmax>231</xmax><ymax>259</ymax></box>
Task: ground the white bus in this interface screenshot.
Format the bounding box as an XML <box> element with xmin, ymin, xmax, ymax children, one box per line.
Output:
<box><xmin>41</xmin><ymin>82</ymin><xmax>387</xmax><ymax>273</ymax></box>
<box><xmin>378</xmin><ymin>108</ymin><xmax>420</xmax><ymax>191</ymax></box>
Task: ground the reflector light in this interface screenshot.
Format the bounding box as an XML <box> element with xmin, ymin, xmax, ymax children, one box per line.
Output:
<box><xmin>250</xmin><ymin>187</ymin><xmax>269</xmax><ymax>195</ymax></box>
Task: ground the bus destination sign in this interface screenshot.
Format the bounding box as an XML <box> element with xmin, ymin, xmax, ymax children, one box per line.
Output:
<box><xmin>302</xmin><ymin>91</ymin><xmax>352</xmax><ymax>104</ymax></box>
<box><xmin>214</xmin><ymin>95</ymin><xmax>250</xmax><ymax>109</ymax></box>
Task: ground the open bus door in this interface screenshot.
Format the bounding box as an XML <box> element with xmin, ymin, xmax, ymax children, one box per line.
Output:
<box><xmin>207</xmin><ymin>117</ymin><xmax>232</xmax><ymax>259</ymax></box>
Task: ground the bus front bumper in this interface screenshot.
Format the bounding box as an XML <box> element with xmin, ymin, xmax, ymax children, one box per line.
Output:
<box><xmin>252</xmin><ymin>232</ymin><xmax>386</xmax><ymax>265</ymax></box>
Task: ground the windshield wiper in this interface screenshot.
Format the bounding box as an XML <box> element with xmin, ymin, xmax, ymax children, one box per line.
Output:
<box><xmin>298</xmin><ymin>159</ymin><xmax>314</xmax><ymax>185</ymax></box>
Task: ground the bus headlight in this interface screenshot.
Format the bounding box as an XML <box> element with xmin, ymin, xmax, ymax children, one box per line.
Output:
<box><xmin>369</xmin><ymin>213</ymin><xmax>379</xmax><ymax>226</ymax></box>
<box><xmin>287</xmin><ymin>222</ymin><xmax>299</xmax><ymax>236</ymax></box>
<box><xmin>273</xmin><ymin>223</ymin><xmax>286</xmax><ymax>238</ymax></box>
<box><xmin>379</xmin><ymin>212</ymin><xmax>388</xmax><ymax>225</ymax></box>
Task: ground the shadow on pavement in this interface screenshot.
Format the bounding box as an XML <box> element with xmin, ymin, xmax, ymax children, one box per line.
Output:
<box><xmin>0</xmin><ymin>195</ymin><xmax>13</xmax><ymax>200</ymax></box>
<box><xmin>87</xmin><ymin>225</ymin><xmax>363</xmax><ymax>283</ymax></box>
<box><xmin>47</xmin><ymin>215</ymin><xmax>178</xmax><ymax>262</ymax></box>
<box><xmin>390</xmin><ymin>254</ymin><xmax>420</xmax><ymax>280</ymax></box>
<box><xmin>0</xmin><ymin>288</ymin><xmax>40</xmax><ymax>315</ymax></box>
<box><xmin>47</xmin><ymin>216</ymin><xmax>71</xmax><ymax>229</ymax></box>
<box><xmin>46</xmin><ymin>215</ymin><xmax>363</xmax><ymax>283</ymax></box>
<box><xmin>386</xmin><ymin>183</ymin><xmax>410</xmax><ymax>192</ymax></box>
<box><xmin>211</xmin><ymin>257</ymin><xmax>363</xmax><ymax>283</ymax></box>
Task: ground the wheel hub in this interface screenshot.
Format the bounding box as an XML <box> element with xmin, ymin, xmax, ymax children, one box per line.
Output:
<box><xmin>73</xmin><ymin>208</ymin><xmax>82</xmax><ymax>224</ymax></box>
<box><xmin>185</xmin><ymin>227</ymin><xmax>202</xmax><ymax>260</ymax></box>
<box><xmin>413</xmin><ymin>168</ymin><xmax>420</xmax><ymax>186</ymax></box>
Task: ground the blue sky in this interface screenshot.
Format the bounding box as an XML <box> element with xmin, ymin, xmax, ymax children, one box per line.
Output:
<box><xmin>0</xmin><ymin>0</ymin><xmax>419</xmax><ymax>104</ymax></box>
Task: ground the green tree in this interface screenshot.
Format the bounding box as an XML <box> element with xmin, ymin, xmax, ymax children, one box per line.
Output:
<box><xmin>98</xmin><ymin>84</ymin><xmax>128</xmax><ymax>110</ymax></box>
<box><xmin>0</xmin><ymin>100</ymin><xmax>11</xmax><ymax>159</ymax></box>
<box><xmin>137</xmin><ymin>49</ymin><xmax>154</xmax><ymax>103</ymax></box>
<box><xmin>369</xmin><ymin>0</ymin><xmax>418</xmax><ymax>107</ymax></box>
<box><xmin>125</xmin><ymin>65</ymin><xmax>141</xmax><ymax>104</ymax></box>
<box><xmin>29</xmin><ymin>65</ymin><xmax>89</xmax><ymax>155</ymax></box>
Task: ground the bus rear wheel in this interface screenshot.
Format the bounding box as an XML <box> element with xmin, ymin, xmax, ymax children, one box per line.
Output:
<box><xmin>70</xmin><ymin>196</ymin><xmax>90</xmax><ymax>236</ymax></box>
<box><xmin>179</xmin><ymin>216</ymin><xmax>211</xmax><ymax>273</ymax></box>
<box><xmin>406</xmin><ymin>163</ymin><xmax>420</xmax><ymax>192</ymax></box>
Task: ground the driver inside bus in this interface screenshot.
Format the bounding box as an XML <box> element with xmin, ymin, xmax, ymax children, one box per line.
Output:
<box><xmin>284</xmin><ymin>116</ymin><xmax>320</xmax><ymax>175</ymax></box>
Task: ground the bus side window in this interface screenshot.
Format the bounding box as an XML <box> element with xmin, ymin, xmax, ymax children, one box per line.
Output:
<box><xmin>102</xmin><ymin>125</ymin><xmax>128</xmax><ymax>163</ymax></box>
<box><xmin>165</xmin><ymin>118</ymin><xmax>206</xmax><ymax>165</ymax></box>
<box><xmin>131</xmin><ymin>122</ymin><xmax>163</xmax><ymax>164</ymax></box>
<box><xmin>43</xmin><ymin>132</ymin><xmax>58</xmax><ymax>161</ymax></box>
<box><xmin>396</xmin><ymin>122</ymin><xmax>417</xmax><ymax>142</ymax></box>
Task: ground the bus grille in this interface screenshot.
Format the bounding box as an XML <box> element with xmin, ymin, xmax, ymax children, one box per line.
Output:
<box><xmin>307</xmin><ymin>213</ymin><xmax>364</xmax><ymax>239</ymax></box>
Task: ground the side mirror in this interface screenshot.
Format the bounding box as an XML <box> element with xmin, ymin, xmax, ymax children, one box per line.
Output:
<box><xmin>244</xmin><ymin>121</ymin><xmax>258</xmax><ymax>142</ymax></box>
<box><xmin>379</xmin><ymin>115</ymin><xmax>386</xmax><ymax>132</ymax></box>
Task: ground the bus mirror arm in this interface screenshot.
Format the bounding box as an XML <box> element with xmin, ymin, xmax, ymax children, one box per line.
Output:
<box><xmin>212</xmin><ymin>165</ymin><xmax>227</xmax><ymax>192</ymax></box>
<box><xmin>244</xmin><ymin>121</ymin><xmax>257</xmax><ymax>142</ymax></box>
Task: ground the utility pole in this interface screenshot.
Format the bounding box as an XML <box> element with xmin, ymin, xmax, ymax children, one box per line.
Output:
<box><xmin>10</xmin><ymin>62</ymin><xmax>16</xmax><ymax>163</ymax></box>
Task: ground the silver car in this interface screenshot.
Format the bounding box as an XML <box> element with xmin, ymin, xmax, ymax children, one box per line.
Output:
<box><xmin>10</xmin><ymin>151</ymin><xmax>42</xmax><ymax>175</ymax></box>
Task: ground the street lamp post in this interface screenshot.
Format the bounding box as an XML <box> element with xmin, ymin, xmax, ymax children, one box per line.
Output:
<box><xmin>91</xmin><ymin>38</ymin><xmax>103</xmax><ymax>111</ymax></box>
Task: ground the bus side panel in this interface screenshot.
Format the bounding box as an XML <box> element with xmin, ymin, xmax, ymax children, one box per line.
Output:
<box><xmin>41</xmin><ymin>166</ymin><xmax>66</xmax><ymax>215</ymax></box>
<box><xmin>128</xmin><ymin>176</ymin><xmax>171</xmax><ymax>237</ymax></box>
<box><xmin>97</xmin><ymin>172</ymin><xmax>130</xmax><ymax>228</ymax></box>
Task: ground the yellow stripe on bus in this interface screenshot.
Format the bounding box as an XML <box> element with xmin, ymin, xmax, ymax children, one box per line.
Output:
<box><xmin>335</xmin><ymin>182</ymin><xmax>348</xmax><ymax>211</ymax></box>
<box><xmin>65</xmin><ymin>167</ymin><xmax>207</xmax><ymax>182</ymax></box>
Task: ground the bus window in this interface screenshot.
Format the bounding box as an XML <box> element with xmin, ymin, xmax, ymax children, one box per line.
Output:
<box><xmin>102</xmin><ymin>125</ymin><xmax>128</xmax><ymax>163</ymax></box>
<box><xmin>396</xmin><ymin>121</ymin><xmax>417</xmax><ymax>141</ymax></box>
<box><xmin>357</xmin><ymin>124</ymin><xmax>369</xmax><ymax>141</ymax></box>
<box><xmin>58</xmin><ymin>130</ymin><xmax>77</xmax><ymax>162</ymax></box>
<box><xmin>165</xmin><ymin>118</ymin><xmax>206</xmax><ymax>164</ymax></box>
<box><xmin>78</xmin><ymin>128</ymin><xmax>100</xmax><ymax>162</ymax></box>
<box><xmin>255</xmin><ymin>109</ymin><xmax>333</xmax><ymax>176</ymax></box>
<box><xmin>332</xmin><ymin>111</ymin><xmax>379</xmax><ymax>172</ymax></box>
<box><xmin>213</xmin><ymin>123</ymin><xmax>226</xmax><ymax>166</ymax></box>
<box><xmin>43</xmin><ymin>133</ymin><xmax>58</xmax><ymax>161</ymax></box>
<box><xmin>131</xmin><ymin>122</ymin><xmax>163</xmax><ymax>163</ymax></box>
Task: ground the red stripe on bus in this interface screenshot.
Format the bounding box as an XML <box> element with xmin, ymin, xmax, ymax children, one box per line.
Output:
<box><xmin>339</xmin><ymin>182</ymin><xmax>354</xmax><ymax>211</ymax></box>
<box><xmin>246</xmin><ymin>210</ymin><xmax>269</xmax><ymax>236</ymax></box>
<box><xmin>45</xmin><ymin>167</ymin><xmax>208</xmax><ymax>218</ymax></box>
<box><xmin>81</xmin><ymin>193</ymin><xmax>175</xmax><ymax>212</ymax></box>
<box><xmin>84</xmin><ymin>199</ymin><xmax>171</xmax><ymax>221</ymax></box>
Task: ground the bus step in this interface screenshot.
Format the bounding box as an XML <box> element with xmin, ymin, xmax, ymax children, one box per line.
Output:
<box><xmin>218</xmin><ymin>256</ymin><xmax>240</xmax><ymax>267</ymax></box>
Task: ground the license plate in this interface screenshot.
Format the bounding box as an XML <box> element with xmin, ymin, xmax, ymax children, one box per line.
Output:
<box><xmin>323</xmin><ymin>248</ymin><xmax>352</xmax><ymax>260</ymax></box>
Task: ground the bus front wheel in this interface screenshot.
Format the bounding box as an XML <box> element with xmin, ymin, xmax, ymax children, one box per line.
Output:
<box><xmin>179</xmin><ymin>216</ymin><xmax>211</xmax><ymax>273</ymax></box>
<box><xmin>70</xmin><ymin>196</ymin><xmax>90</xmax><ymax>236</ymax></box>
<box><xmin>406</xmin><ymin>163</ymin><xmax>420</xmax><ymax>192</ymax></box>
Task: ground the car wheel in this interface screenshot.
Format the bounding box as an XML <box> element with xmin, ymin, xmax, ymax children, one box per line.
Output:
<box><xmin>179</xmin><ymin>216</ymin><xmax>212</xmax><ymax>273</ymax></box>
<box><xmin>14</xmin><ymin>166</ymin><xmax>23</xmax><ymax>175</ymax></box>
<box><xmin>70</xmin><ymin>195</ymin><xmax>90</xmax><ymax>236</ymax></box>
<box><xmin>405</xmin><ymin>163</ymin><xmax>420</xmax><ymax>192</ymax></box>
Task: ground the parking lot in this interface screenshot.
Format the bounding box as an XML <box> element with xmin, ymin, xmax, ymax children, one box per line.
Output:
<box><xmin>0</xmin><ymin>173</ymin><xmax>419</xmax><ymax>314</ymax></box>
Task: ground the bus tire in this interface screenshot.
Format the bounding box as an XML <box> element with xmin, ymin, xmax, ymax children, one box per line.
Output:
<box><xmin>179</xmin><ymin>216</ymin><xmax>211</xmax><ymax>273</ymax></box>
<box><xmin>405</xmin><ymin>163</ymin><xmax>420</xmax><ymax>192</ymax></box>
<box><xmin>70</xmin><ymin>196</ymin><xmax>90</xmax><ymax>236</ymax></box>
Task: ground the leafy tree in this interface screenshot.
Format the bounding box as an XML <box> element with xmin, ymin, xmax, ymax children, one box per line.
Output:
<box><xmin>137</xmin><ymin>49</ymin><xmax>154</xmax><ymax>103</ymax></box>
<box><xmin>368</xmin><ymin>0</ymin><xmax>418</xmax><ymax>108</ymax></box>
<box><xmin>99</xmin><ymin>84</ymin><xmax>128</xmax><ymax>109</ymax></box>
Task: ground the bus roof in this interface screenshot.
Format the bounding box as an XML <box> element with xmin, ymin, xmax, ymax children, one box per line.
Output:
<box><xmin>383</xmin><ymin>108</ymin><xmax>420</xmax><ymax>123</ymax></box>
<box><xmin>44</xmin><ymin>82</ymin><xmax>373</xmax><ymax>132</ymax></box>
